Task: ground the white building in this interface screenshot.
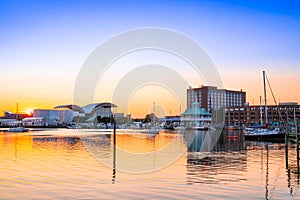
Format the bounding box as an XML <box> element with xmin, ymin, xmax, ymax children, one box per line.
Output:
<box><xmin>33</xmin><ymin>109</ymin><xmax>59</xmax><ymax>126</ymax></box>
<box><xmin>22</xmin><ymin>117</ymin><xmax>44</xmax><ymax>126</ymax></box>
<box><xmin>57</xmin><ymin>109</ymin><xmax>74</xmax><ymax>124</ymax></box>
<box><xmin>0</xmin><ymin>119</ymin><xmax>19</xmax><ymax>127</ymax></box>
<box><xmin>82</xmin><ymin>103</ymin><xmax>117</xmax><ymax>122</ymax></box>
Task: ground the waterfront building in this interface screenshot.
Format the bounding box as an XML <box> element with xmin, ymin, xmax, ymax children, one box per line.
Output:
<box><xmin>181</xmin><ymin>102</ymin><xmax>212</xmax><ymax>128</ymax></box>
<box><xmin>2</xmin><ymin>111</ymin><xmax>32</xmax><ymax>120</ymax></box>
<box><xmin>225</xmin><ymin>103</ymin><xmax>300</xmax><ymax>125</ymax></box>
<box><xmin>82</xmin><ymin>102</ymin><xmax>117</xmax><ymax>122</ymax></box>
<box><xmin>21</xmin><ymin>117</ymin><xmax>44</xmax><ymax>126</ymax></box>
<box><xmin>187</xmin><ymin>85</ymin><xmax>246</xmax><ymax>112</ymax></box>
<box><xmin>0</xmin><ymin>118</ymin><xmax>19</xmax><ymax>127</ymax></box>
<box><xmin>54</xmin><ymin>103</ymin><xmax>116</xmax><ymax>124</ymax></box>
<box><xmin>33</xmin><ymin>109</ymin><xmax>59</xmax><ymax>126</ymax></box>
<box><xmin>54</xmin><ymin>104</ymin><xmax>85</xmax><ymax>125</ymax></box>
<box><xmin>114</xmin><ymin>113</ymin><xmax>132</xmax><ymax>125</ymax></box>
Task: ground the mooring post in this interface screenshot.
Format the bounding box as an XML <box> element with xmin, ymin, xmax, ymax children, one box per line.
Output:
<box><xmin>295</xmin><ymin>108</ymin><xmax>299</xmax><ymax>179</ymax></box>
<box><xmin>112</xmin><ymin>114</ymin><xmax>116</xmax><ymax>183</ymax></box>
<box><xmin>285</xmin><ymin>121</ymin><xmax>289</xmax><ymax>169</ymax></box>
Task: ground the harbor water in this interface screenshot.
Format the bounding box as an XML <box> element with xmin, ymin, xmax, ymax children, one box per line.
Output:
<box><xmin>0</xmin><ymin>129</ymin><xmax>299</xmax><ymax>199</ymax></box>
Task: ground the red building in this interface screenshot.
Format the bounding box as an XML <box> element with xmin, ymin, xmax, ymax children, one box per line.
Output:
<box><xmin>187</xmin><ymin>85</ymin><xmax>246</xmax><ymax>112</ymax></box>
<box><xmin>225</xmin><ymin>103</ymin><xmax>300</xmax><ymax>125</ymax></box>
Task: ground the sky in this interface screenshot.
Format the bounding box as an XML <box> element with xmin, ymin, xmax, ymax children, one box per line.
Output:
<box><xmin>0</xmin><ymin>0</ymin><xmax>300</xmax><ymax>117</ymax></box>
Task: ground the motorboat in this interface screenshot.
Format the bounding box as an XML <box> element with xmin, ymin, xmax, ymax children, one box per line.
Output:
<box><xmin>144</xmin><ymin>127</ymin><xmax>160</xmax><ymax>135</ymax></box>
<box><xmin>66</xmin><ymin>124</ymin><xmax>82</xmax><ymax>129</ymax></box>
<box><xmin>187</xmin><ymin>124</ymin><xmax>209</xmax><ymax>130</ymax></box>
<box><xmin>8</xmin><ymin>126</ymin><xmax>29</xmax><ymax>132</ymax></box>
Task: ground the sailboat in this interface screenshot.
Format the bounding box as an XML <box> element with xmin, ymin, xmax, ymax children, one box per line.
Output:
<box><xmin>244</xmin><ymin>71</ymin><xmax>285</xmax><ymax>141</ymax></box>
<box><xmin>144</xmin><ymin>102</ymin><xmax>160</xmax><ymax>135</ymax></box>
<box><xmin>245</xmin><ymin>96</ymin><xmax>268</xmax><ymax>132</ymax></box>
<box><xmin>8</xmin><ymin>103</ymin><xmax>29</xmax><ymax>133</ymax></box>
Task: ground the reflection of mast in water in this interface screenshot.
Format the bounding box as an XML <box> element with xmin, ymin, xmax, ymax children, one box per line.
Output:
<box><xmin>261</xmin><ymin>143</ymin><xmax>264</xmax><ymax>176</ymax></box>
<box><xmin>153</xmin><ymin>134</ymin><xmax>156</xmax><ymax>167</ymax></box>
<box><xmin>265</xmin><ymin>144</ymin><xmax>269</xmax><ymax>200</ymax></box>
<box><xmin>14</xmin><ymin>134</ymin><xmax>18</xmax><ymax>160</ymax></box>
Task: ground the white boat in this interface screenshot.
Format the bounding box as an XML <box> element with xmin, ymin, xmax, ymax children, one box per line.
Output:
<box><xmin>174</xmin><ymin>125</ymin><xmax>186</xmax><ymax>130</ymax></box>
<box><xmin>8</xmin><ymin>126</ymin><xmax>29</xmax><ymax>132</ymax></box>
<box><xmin>143</xmin><ymin>102</ymin><xmax>160</xmax><ymax>135</ymax></box>
<box><xmin>66</xmin><ymin>124</ymin><xmax>82</xmax><ymax>129</ymax></box>
<box><xmin>144</xmin><ymin>127</ymin><xmax>160</xmax><ymax>134</ymax></box>
<box><xmin>244</xmin><ymin>127</ymin><xmax>285</xmax><ymax>140</ymax></box>
<box><xmin>187</xmin><ymin>124</ymin><xmax>209</xmax><ymax>130</ymax></box>
<box><xmin>246</xmin><ymin>128</ymin><xmax>280</xmax><ymax>135</ymax></box>
<box><xmin>7</xmin><ymin>103</ymin><xmax>29</xmax><ymax>132</ymax></box>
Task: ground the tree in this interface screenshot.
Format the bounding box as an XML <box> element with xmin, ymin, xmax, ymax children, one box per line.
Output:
<box><xmin>143</xmin><ymin>113</ymin><xmax>156</xmax><ymax>123</ymax></box>
<box><xmin>96</xmin><ymin>116</ymin><xmax>111</xmax><ymax>124</ymax></box>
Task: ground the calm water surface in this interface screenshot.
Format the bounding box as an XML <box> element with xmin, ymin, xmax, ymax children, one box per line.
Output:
<box><xmin>0</xmin><ymin>128</ymin><xmax>299</xmax><ymax>199</ymax></box>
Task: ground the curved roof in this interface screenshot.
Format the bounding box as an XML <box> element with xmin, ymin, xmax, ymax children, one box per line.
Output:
<box><xmin>95</xmin><ymin>102</ymin><xmax>117</xmax><ymax>108</ymax></box>
<box><xmin>182</xmin><ymin>102</ymin><xmax>211</xmax><ymax>116</ymax></box>
<box><xmin>55</xmin><ymin>103</ymin><xmax>117</xmax><ymax>114</ymax></box>
<box><xmin>82</xmin><ymin>102</ymin><xmax>117</xmax><ymax>114</ymax></box>
<box><xmin>54</xmin><ymin>104</ymin><xmax>85</xmax><ymax>113</ymax></box>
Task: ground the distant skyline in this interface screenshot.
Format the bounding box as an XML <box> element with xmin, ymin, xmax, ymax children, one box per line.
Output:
<box><xmin>1</xmin><ymin>0</ymin><xmax>300</xmax><ymax>117</ymax></box>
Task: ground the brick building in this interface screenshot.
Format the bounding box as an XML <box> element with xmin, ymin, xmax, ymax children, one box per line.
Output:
<box><xmin>187</xmin><ymin>85</ymin><xmax>246</xmax><ymax>112</ymax></box>
<box><xmin>225</xmin><ymin>103</ymin><xmax>300</xmax><ymax>125</ymax></box>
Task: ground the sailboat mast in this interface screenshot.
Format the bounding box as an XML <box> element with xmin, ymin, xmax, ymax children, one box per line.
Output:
<box><xmin>263</xmin><ymin>71</ymin><xmax>268</xmax><ymax>124</ymax></box>
<box><xmin>16</xmin><ymin>103</ymin><xmax>19</xmax><ymax>121</ymax></box>
<box><xmin>260</xmin><ymin>96</ymin><xmax>263</xmax><ymax>125</ymax></box>
<box><xmin>153</xmin><ymin>101</ymin><xmax>155</xmax><ymax>124</ymax></box>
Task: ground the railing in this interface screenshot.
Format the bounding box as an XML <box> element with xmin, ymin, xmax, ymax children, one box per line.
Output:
<box><xmin>180</xmin><ymin>117</ymin><xmax>212</xmax><ymax>121</ymax></box>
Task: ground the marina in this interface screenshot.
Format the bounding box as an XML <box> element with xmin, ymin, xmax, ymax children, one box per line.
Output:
<box><xmin>1</xmin><ymin>1</ymin><xmax>299</xmax><ymax>199</ymax></box>
<box><xmin>0</xmin><ymin>128</ymin><xmax>300</xmax><ymax>199</ymax></box>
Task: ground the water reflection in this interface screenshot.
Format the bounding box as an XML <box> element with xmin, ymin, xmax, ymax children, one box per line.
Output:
<box><xmin>184</xmin><ymin>130</ymin><xmax>247</xmax><ymax>185</ymax></box>
<box><xmin>33</xmin><ymin>136</ymin><xmax>81</xmax><ymax>146</ymax></box>
<box><xmin>0</xmin><ymin>129</ymin><xmax>300</xmax><ymax>199</ymax></box>
<box><xmin>183</xmin><ymin>129</ymin><xmax>300</xmax><ymax>199</ymax></box>
<box><xmin>184</xmin><ymin>130</ymin><xmax>245</xmax><ymax>152</ymax></box>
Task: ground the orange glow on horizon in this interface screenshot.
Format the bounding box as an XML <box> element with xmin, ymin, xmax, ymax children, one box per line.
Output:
<box><xmin>1</xmin><ymin>69</ymin><xmax>299</xmax><ymax>117</ymax></box>
<box><xmin>127</xmin><ymin>85</ymin><xmax>182</xmax><ymax>118</ymax></box>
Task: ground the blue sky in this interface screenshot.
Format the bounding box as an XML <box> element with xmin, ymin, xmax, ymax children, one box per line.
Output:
<box><xmin>0</xmin><ymin>0</ymin><xmax>300</xmax><ymax>113</ymax></box>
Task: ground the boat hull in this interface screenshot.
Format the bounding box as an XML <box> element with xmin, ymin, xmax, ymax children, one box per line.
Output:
<box><xmin>186</xmin><ymin>126</ymin><xmax>209</xmax><ymax>130</ymax></box>
<box><xmin>244</xmin><ymin>133</ymin><xmax>285</xmax><ymax>142</ymax></box>
<box><xmin>8</xmin><ymin>127</ymin><xmax>29</xmax><ymax>132</ymax></box>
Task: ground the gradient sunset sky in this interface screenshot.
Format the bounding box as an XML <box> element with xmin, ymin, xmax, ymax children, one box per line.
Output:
<box><xmin>1</xmin><ymin>0</ymin><xmax>299</xmax><ymax>117</ymax></box>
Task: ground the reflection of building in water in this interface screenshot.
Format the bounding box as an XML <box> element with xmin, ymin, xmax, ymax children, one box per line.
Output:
<box><xmin>184</xmin><ymin>130</ymin><xmax>245</xmax><ymax>152</ymax></box>
<box><xmin>32</xmin><ymin>135</ymin><xmax>85</xmax><ymax>152</ymax></box>
<box><xmin>186</xmin><ymin>152</ymin><xmax>247</xmax><ymax>185</ymax></box>
<box><xmin>115</xmin><ymin>133</ymin><xmax>175</xmax><ymax>154</ymax></box>
<box><xmin>212</xmin><ymin>130</ymin><xmax>245</xmax><ymax>152</ymax></box>
<box><xmin>184</xmin><ymin>130</ymin><xmax>247</xmax><ymax>185</ymax></box>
